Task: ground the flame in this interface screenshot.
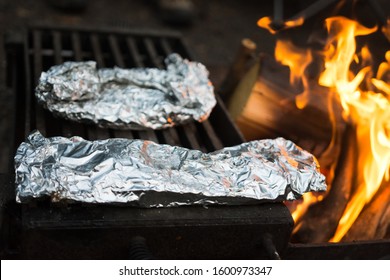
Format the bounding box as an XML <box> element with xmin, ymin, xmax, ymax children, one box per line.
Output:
<box><xmin>274</xmin><ymin>40</ymin><xmax>312</xmax><ymax>108</ymax></box>
<box><xmin>374</xmin><ymin>50</ymin><xmax>390</xmax><ymax>95</ymax></box>
<box><xmin>257</xmin><ymin>16</ymin><xmax>304</xmax><ymax>34</ymax></box>
<box><xmin>314</xmin><ymin>17</ymin><xmax>390</xmax><ymax>242</ymax></box>
<box><xmin>377</xmin><ymin>51</ymin><xmax>390</xmax><ymax>80</ymax></box>
<box><xmin>291</xmin><ymin>193</ymin><xmax>324</xmax><ymax>227</ymax></box>
<box><xmin>260</xmin><ymin>15</ymin><xmax>390</xmax><ymax>241</ymax></box>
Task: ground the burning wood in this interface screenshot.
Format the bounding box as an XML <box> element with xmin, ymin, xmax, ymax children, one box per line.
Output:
<box><xmin>234</xmin><ymin>13</ymin><xmax>390</xmax><ymax>242</ymax></box>
<box><xmin>343</xmin><ymin>180</ymin><xmax>390</xmax><ymax>241</ymax></box>
<box><xmin>376</xmin><ymin>202</ymin><xmax>390</xmax><ymax>239</ymax></box>
<box><xmin>235</xmin><ymin>54</ymin><xmax>344</xmax><ymax>166</ymax></box>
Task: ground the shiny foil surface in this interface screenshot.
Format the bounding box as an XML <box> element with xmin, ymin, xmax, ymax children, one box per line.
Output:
<box><xmin>15</xmin><ymin>131</ymin><xmax>327</xmax><ymax>206</ymax></box>
<box><xmin>35</xmin><ymin>54</ymin><xmax>216</xmax><ymax>130</ymax></box>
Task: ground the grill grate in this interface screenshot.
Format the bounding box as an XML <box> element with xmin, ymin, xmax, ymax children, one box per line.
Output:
<box><xmin>4</xmin><ymin>26</ymin><xmax>294</xmax><ymax>259</ymax></box>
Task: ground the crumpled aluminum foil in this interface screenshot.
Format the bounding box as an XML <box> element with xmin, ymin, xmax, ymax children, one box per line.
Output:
<box><xmin>15</xmin><ymin>131</ymin><xmax>326</xmax><ymax>206</ymax></box>
<box><xmin>35</xmin><ymin>54</ymin><xmax>216</xmax><ymax>130</ymax></box>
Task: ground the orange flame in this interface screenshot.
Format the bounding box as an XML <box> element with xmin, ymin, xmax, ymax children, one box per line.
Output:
<box><xmin>291</xmin><ymin>193</ymin><xmax>324</xmax><ymax>227</ymax></box>
<box><xmin>257</xmin><ymin>16</ymin><xmax>304</xmax><ymax>34</ymax></box>
<box><xmin>261</xmin><ymin>15</ymin><xmax>390</xmax><ymax>241</ymax></box>
<box><xmin>314</xmin><ymin>17</ymin><xmax>390</xmax><ymax>242</ymax></box>
<box><xmin>274</xmin><ymin>40</ymin><xmax>312</xmax><ymax>109</ymax></box>
<box><xmin>373</xmin><ymin>50</ymin><xmax>390</xmax><ymax>95</ymax></box>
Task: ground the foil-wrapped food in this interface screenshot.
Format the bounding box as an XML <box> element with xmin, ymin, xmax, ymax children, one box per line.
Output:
<box><xmin>15</xmin><ymin>131</ymin><xmax>326</xmax><ymax>207</ymax></box>
<box><xmin>35</xmin><ymin>54</ymin><xmax>216</xmax><ymax>130</ymax></box>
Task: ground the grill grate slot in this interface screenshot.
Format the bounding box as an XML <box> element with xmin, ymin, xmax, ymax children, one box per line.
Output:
<box><xmin>31</xmin><ymin>30</ymin><xmax>48</xmax><ymax>136</ymax></box>
<box><xmin>71</xmin><ymin>32</ymin><xmax>83</xmax><ymax>61</ymax></box>
<box><xmin>90</xmin><ymin>33</ymin><xmax>105</xmax><ymax>67</ymax></box>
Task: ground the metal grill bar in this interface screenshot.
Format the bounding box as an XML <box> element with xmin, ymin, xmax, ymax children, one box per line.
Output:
<box><xmin>108</xmin><ymin>35</ymin><xmax>125</xmax><ymax>67</ymax></box>
<box><xmin>52</xmin><ymin>31</ymin><xmax>62</xmax><ymax>65</ymax></box>
<box><xmin>126</xmin><ymin>37</ymin><xmax>144</xmax><ymax>67</ymax></box>
<box><xmin>90</xmin><ymin>33</ymin><xmax>105</xmax><ymax>67</ymax></box>
<box><xmin>71</xmin><ymin>32</ymin><xmax>82</xmax><ymax>61</ymax></box>
<box><xmin>32</xmin><ymin>30</ymin><xmax>45</xmax><ymax>136</ymax></box>
<box><xmin>53</xmin><ymin>30</ymin><xmax>71</xmax><ymax>138</ymax></box>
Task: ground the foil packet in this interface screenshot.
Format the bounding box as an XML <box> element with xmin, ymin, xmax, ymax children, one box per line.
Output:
<box><xmin>35</xmin><ymin>54</ymin><xmax>216</xmax><ymax>130</ymax></box>
<box><xmin>15</xmin><ymin>131</ymin><xmax>326</xmax><ymax>207</ymax></box>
